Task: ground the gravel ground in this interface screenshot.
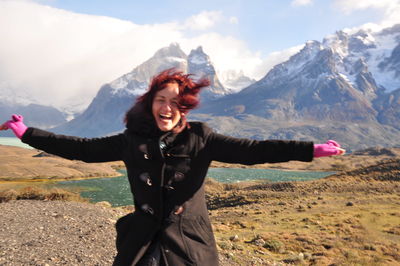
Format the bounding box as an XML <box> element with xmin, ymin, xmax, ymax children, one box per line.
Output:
<box><xmin>0</xmin><ymin>200</ymin><xmax>125</xmax><ymax>265</ymax></box>
<box><xmin>0</xmin><ymin>200</ymin><xmax>237</xmax><ymax>266</ymax></box>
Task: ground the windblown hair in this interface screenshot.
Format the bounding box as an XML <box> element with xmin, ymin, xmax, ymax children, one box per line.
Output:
<box><xmin>124</xmin><ymin>68</ymin><xmax>210</xmax><ymax>133</ymax></box>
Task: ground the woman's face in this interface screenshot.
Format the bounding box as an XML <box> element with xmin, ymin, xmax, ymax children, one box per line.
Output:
<box><xmin>152</xmin><ymin>82</ymin><xmax>182</xmax><ymax>131</ymax></box>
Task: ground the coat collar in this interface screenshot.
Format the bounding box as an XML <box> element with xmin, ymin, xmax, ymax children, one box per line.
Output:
<box><xmin>125</xmin><ymin>101</ymin><xmax>165</xmax><ymax>139</ymax></box>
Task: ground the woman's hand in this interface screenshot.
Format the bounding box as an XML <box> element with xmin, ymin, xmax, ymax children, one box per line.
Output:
<box><xmin>0</xmin><ymin>114</ymin><xmax>28</xmax><ymax>139</ymax></box>
<box><xmin>313</xmin><ymin>140</ymin><xmax>345</xmax><ymax>158</ymax></box>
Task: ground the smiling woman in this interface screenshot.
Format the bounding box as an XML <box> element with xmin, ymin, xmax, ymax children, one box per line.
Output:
<box><xmin>151</xmin><ymin>83</ymin><xmax>182</xmax><ymax>131</ymax></box>
<box><xmin>124</xmin><ymin>68</ymin><xmax>209</xmax><ymax>135</ymax></box>
<box><xmin>0</xmin><ymin>68</ymin><xmax>345</xmax><ymax>266</ymax></box>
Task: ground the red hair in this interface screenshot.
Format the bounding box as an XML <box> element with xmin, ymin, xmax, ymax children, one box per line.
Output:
<box><xmin>124</xmin><ymin>68</ymin><xmax>209</xmax><ymax>132</ymax></box>
<box><xmin>138</xmin><ymin>68</ymin><xmax>209</xmax><ymax>114</ymax></box>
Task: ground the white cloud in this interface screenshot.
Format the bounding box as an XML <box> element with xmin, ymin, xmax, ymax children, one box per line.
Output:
<box><xmin>253</xmin><ymin>45</ymin><xmax>304</xmax><ymax>79</ymax></box>
<box><xmin>291</xmin><ymin>0</ymin><xmax>313</xmax><ymax>7</ymax></box>
<box><xmin>181</xmin><ymin>34</ymin><xmax>301</xmax><ymax>83</ymax></box>
<box><xmin>180</xmin><ymin>33</ymin><xmax>263</xmax><ymax>80</ymax></box>
<box><xmin>0</xmin><ymin>0</ymin><xmax>264</xmax><ymax>110</ymax></box>
<box><xmin>333</xmin><ymin>0</ymin><xmax>398</xmax><ymax>13</ymax></box>
<box><xmin>183</xmin><ymin>11</ymin><xmax>223</xmax><ymax>31</ymax></box>
<box><xmin>333</xmin><ymin>0</ymin><xmax>400</xmax><ymax>26</ymax></box>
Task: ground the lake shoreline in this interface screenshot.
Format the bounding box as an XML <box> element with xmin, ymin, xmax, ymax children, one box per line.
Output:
<box><xmin>0</xmin><ymin>173</ymin><xmax>124</xmax><ymax>184</ymax></box>
<box><xmin>0</xmin><ymin>166</ymin><xmax>329</xmax><ymax>184</ymax></box>
<box><xmin>2</xmin><ymin>144</ymin><xmax>399</xmax><ymax>182</ymax></box>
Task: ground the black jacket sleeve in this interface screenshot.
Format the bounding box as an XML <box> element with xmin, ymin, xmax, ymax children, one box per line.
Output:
<box><xmin>202</xmin><ymin>124</ymin><xmax>314</xmax><ymax>165</ymax></box>
<box><xmin>21</xmin><ymin>127</ymin><xmax>128</xmax><ymax>163</ymax></box>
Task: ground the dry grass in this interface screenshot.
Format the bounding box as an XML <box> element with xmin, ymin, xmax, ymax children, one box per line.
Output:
<box><xmin>0</xmin><ymin>145</ymin><xmax>122</xmax><ymax>181</ymax></box>
<box><xmin>0</xmin><ymin>187</ymin><xmax>87</xmax><ymax>203</ymax></box>
<box><xmin>210</xmin><ymin>191</ymin><xmax>400</xmax><ymax>265</ymax></box>
<box><xmin>206</xmin><ymin>158</ymin><xmax>400</xmax><ymax>265</ymax></box>
<box><xmin>211</xmin><ymin>147</ymin><xmax>400</xmax><ymax>172</ymax></box>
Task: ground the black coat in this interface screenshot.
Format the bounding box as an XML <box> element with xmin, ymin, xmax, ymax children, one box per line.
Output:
<box><xmin>21</xmin><ymin>122</ymin><xmax>313</xmax><ymax>266</ymax></box>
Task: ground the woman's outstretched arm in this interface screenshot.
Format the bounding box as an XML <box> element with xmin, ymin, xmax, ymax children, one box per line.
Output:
<box><xmin>202</xmin><ymin>124</ymin><xmax>344</xmax><ymax>165</ymax></box>
<box><xmin>1</xmin><ymin>114</ymin><xmax>127</xmax><ymax>163</ymax></box>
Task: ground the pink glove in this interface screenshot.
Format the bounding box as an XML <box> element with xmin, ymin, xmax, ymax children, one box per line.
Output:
<box><xmin>313</xmin><ymin>140</ymin><xmax>345</xmax><ymax>158</ymax></box>
<box><xmin>0</xmin><ymin>114</ymin><xmax>28</xmax><ymax>139</ymax></box>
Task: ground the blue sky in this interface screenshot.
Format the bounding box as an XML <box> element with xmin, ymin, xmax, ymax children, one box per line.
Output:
<box><xmin>0</xmin><ymin>0</ymin><xmax>399</xmax><ymax>109</ymax></box>
<box><xmin>37</xmin><ymin>0</ymin><xmax>389</xmax><ymax>55</ymax></box>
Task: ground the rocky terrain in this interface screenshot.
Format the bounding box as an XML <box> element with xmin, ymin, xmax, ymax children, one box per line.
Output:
<box><xmin>205</xmin><ymin>159</ymin><xmax>400</xmax><ymax>265</ymax></box>
<box><xmin>0</xmin><ymin>200</ymin><xmax>125</xmax><ymax>265</ymax></box>
<box><xmin>0</xmin><ymin>145</ymin><xmax>399</xmax><ymax>265</ymax></box>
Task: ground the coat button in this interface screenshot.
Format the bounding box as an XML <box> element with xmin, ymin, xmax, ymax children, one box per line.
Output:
<box><xmin>139</xmin><ymin>173</ymin><xmax>152</xmax><ymax>186</ymax></box>
<box><xmin>174</xmin><ymin>206</ymin><xmax>184</xmax><ymax>215</ymax></box>
<box><xmin>173</xmin><ymin>171</ymin><xmax>185</xmax><ymax>181</ymax></box>
<box><xmin>139</xmin><ymin>144</ymin><xmax>148</xmax><ymax>153</ymax></box>
<box><xmin>141</xmin><ymin>204</ymin><xmax>154</xmax><ymax>215</ymax></box>
<box><xmin>159</xmin><ymin>141</ymin><xmax>167</xmax><ymax>151</ymax></box>
<box><xmin>164</xmin><ymin>185</ymin><xmax>174</xmax><ymax>191</ymax></box>
<box><xmin>139</xmin><ymin>144</ymin><xmax>149</xmax><ymax>159</ymax></box>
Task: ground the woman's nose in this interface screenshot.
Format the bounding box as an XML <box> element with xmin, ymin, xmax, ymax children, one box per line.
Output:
<box><xmin>162</xmin><ymin>102</ymin><xmax>172</xmax><ymax>111</ymax></box>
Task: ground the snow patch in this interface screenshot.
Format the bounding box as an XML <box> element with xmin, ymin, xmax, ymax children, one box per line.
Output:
<box><xmin>166</xmin><ymin>56</ymin><xmax>187</xmax><ymax>63</ymax></box>
<box><xmin>366</xmin><ymin>32</ymin><xmax>400</xmax><ymax>92</ymax></box>
<box><xmin>338</xmin><ymin>73</ymin><xmax>356</xmax><ymax>86</ymax></box>
<box><xmin>0</xmin><ymin>85</ymin><xmax>37</xmax><ymax>106</ymax></box>
<box><xmin>189</xmin><ymin>54</ymin><xmax>207</xmax><ymax>65</ymax></box>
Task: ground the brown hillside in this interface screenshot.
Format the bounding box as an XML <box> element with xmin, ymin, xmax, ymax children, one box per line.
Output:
<box><xmin>0</xmin><ymin>145</ymin><xmax>121</xmax><ymax>181</ymax></box>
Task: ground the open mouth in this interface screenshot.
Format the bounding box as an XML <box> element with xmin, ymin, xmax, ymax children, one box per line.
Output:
<box><xmin>159</xmin><ymin>114</ymin><xmax>172</xmax><ymax>120</ymax></box>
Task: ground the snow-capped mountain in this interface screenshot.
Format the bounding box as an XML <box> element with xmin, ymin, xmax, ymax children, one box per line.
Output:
<box><xmin>31</xmin><ymin>24</ymin><xmax>400</xmax><ymax>149</ymax></box>
<box><xmin>195</xmin><ymin>24</ymin><xmax>400</xmax><ymax>149</ymax></box>
<box><xmin>0</xmin><ymin>100</ymin><xmax>67</xmax><ymax>137</ymax></box>
<box><xmin>53</xmin><ymin>43</ymin><xmax>229</xmax><ymax>137</ymax></box>
<box><xmin>187</xmin><ymin>46</ymin><xmax>230</xmax><ymax>99</ymax></box>
<box><xmin>0</xmin><ymin>86</ymin><xmax>67</xmax><ymax>134</ymax></box>
<box><xmin>335</xmin><ymin>25</ymin><xmax>400</xmax><ymax>93</ymax></box>
<box><xmin>203</xmin><ymin>24</ymin><xmax>400</xmax><ymax>117</ymax></box>
<box><xmin>109</xmin><ymin>42</ymin><xmax>188</xmax><ymax>97</ymax></box>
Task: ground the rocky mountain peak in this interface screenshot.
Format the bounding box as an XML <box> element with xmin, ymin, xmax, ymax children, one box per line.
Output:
<box><xmin>254</xmin><ymin>40</ymin><xmax>324</xmax><ymax>86</ymax></box>
<box><xmin>53</xmin><ymin>43</ymin><xmax>231</xmax><ymax>136</ymax></box>
<box><xmin>188</xmin><ymin>46</ymin><xmax>228</xmax><ymax>98</ymax></box>
<box><xmin>293</xmin><ymin>41</ymin><xmax>323</xmax><ymax>64</ymax></box>
<box><xmin>380</xmin><ymin>23</ymin><xmax>400</xmax><ymax>37</ymax></box>
<box><xmin>193</xmin><ymin>45</ymin><xmax>205</xmax><ymax>54</ymax></box>
<box><xmin>323</xmin><ymin>31</ymin><xmax>350</xmax><ymax>58</ymax></box>
<box><xmin>109</xmin><ymin>43</ymin><xmax>188</xmax><ymax>95</ymax></box>
<box><xmin>188</xmin><ymin>46</ymin><xmax>209</xmax><ymax>66</ymax></box>
<box><xmin>153</xmin><ymin>42</ymin><xmax>187</xmax><ymax>59</ymax></box>
<box><xmin>348</xmin><ymin>29</ymin><xmax>376</xmax><ymax>52</ymax></box>
<box><xmin>48</xmin><ymin>25</ymin><xmax>400</xmax><ymax>150</ymax></box>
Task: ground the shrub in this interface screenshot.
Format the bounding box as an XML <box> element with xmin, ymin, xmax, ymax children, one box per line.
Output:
<box><xmin>0</xmin><ymin>187</ymin><xmax>86</xmax><ymax>203</ymax></box>
<box><xmin>263</xmin><ymin>239</ymin><xmax>284</xmax><ymax>253</ymax></box>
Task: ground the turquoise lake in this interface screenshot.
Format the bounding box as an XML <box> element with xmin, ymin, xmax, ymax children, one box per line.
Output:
<box><xmin>0</xmin><ymin>137</ymin><xmax>334</xmax><ymax>207</ymax></box>
<box><xmin>0</xmin><ymin>137</ymin><xmax>32</xmax><ymax>149</ymax></box>
<box><xmin>56</xmin><ymin>169</ymin><xmax>334</xmax><ymax>207</ymax></box>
